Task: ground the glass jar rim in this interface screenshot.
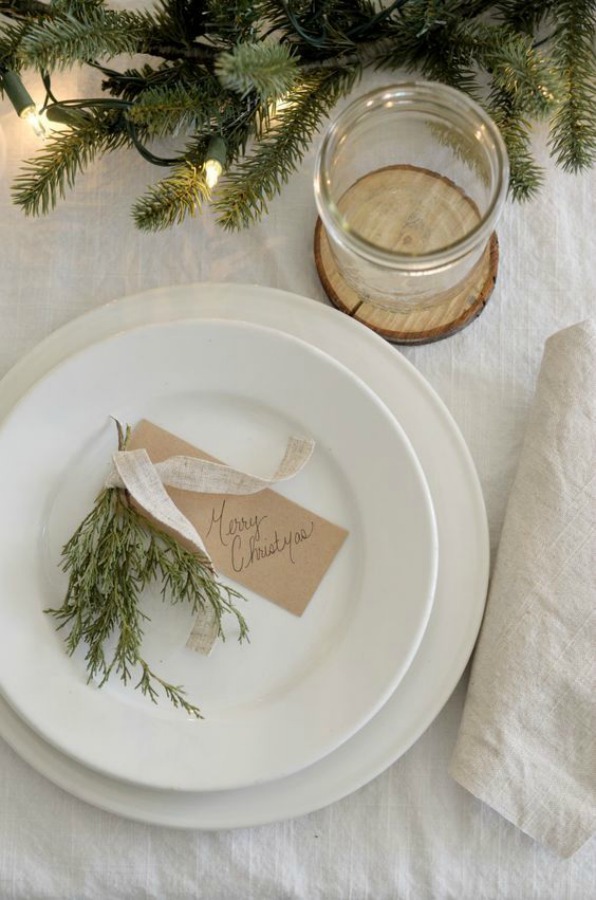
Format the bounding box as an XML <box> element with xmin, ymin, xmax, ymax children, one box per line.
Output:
<box><xmin>314</xmin><ymin>82</ymin><xmax>509</xmax><ymax>270</ymax></box>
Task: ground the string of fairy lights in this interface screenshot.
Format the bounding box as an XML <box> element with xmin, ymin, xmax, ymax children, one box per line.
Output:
<box><xmin>0</xmin><ymin>66</ymin><xmax>228</xmax><ymax>189</ymax></box>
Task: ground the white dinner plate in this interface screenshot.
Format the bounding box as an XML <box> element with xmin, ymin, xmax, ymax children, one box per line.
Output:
<box><xmin>0</xmin><ymin>319</ymin><xmax>437</xmax><ymax>792</ymax></box>
<box><xmin>0</xmin><ymin>284</ymin><xmax>489</xmax><ymax>827</ymax></box>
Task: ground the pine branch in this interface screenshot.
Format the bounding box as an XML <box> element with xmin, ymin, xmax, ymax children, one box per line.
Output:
<box><xmin>496</xmin><ymin>1</ymin><xmax>557</xmax><ymax>35</ymax></box>
<box><xmin>98</xmin><ymin>62</ymin><xmax>181</xmax><ymax>102</ymax></box>
<box><xmin>382</xmin><ymin>10</ymin><xmax>480</xmax><ymax>94</ymax></box>
<box><xmin>16</xmin><ymin>7</ymin><xmax>155</xmax><ymax>70</ymax></box>
<box><xmin>215</xmin><ymin>67</ymin><xmax>359</xmax><ymax>230</ymax></box>
<box><xmin>204</xmin><ymin>0</ymin><xmax>263</xmax><ymax>43</ymax></box>
<box><xmin>215</xmin><ymin>40</ymin><xmax>299</xmax><ymax>100</ymax></box>
<box><xmin>488</xmin><ymin>90</ymin><xmax>544</xmax><ymax>199</ymax></box>
<box><xmin>128</xmin><ymin>78</ymin><xmax>227</xmax><ymax>137</ymax></box>
<box><xmin>378</xmin><ymin>11</ymin><xmax>559</xmax><ymax>116</ymax></box>
<box><xmin>0</xmin><ymin>18</ymin><xmax>29</xmax><ymax>70</ymax></box>
<box><xmin>151</xmin><ymin>0</ymin><xmax>209</xmax><ymax>45</ymax></box>
<box><xmin>132</xmin><ymin>156</ymin><xmax>212</xmax><ymax>230</ymax></box>
<box><xmin>12</xmin><ymin>114</ymin><xmax>128</xmax><ymax>214</ymax></box>
<box><xmin>481</xmin><ymin>26</ymin><xmax>559</xmax><ymax>119</ymax></box>
<box><xmin>548</xmin><ymin>0</ymin><xmax>596</xmax><ymax>171</ymax></box>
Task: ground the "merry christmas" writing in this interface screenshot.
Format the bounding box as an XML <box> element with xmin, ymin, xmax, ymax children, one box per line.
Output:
<box><xmin>205</xmin><ymin>499</ymin><xmax>314</xmax><ymax>572</ymax></box>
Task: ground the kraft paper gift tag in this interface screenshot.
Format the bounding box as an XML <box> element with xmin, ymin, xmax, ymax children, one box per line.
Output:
<box><xmin>127</xmin><ymin>420</ymin><xmax>349</xmax><ymax>618</ymax></box>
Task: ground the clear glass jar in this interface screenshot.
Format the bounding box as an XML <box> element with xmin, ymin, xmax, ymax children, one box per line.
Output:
<box><xmin>314</xmin><ymin>82</ymin><xmax>509</xmax><ymax>312</ymax></box>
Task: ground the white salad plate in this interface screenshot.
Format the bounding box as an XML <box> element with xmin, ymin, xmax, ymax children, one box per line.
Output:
<box><xmin>0</xmin><ymin>318</ymin><xmax>438</xmax><ymax>792</ymax></box>
<box><xmin>0</xmin><ymin>283</ymin><xmax>489</xmax><ymax>828</ymax></box>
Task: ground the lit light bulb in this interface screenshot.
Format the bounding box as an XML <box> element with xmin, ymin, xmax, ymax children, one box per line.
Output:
<box><xmin>1</xmin><ymin>71</ymin><xmax>47</xmax><ymax>138</ymax></box>
<box><xmin>20</xmin><ymin>105</ymin><xmax>47</xmax><ymax>138</ymax></box>
<box><xmin>204</xmin><ymin>157</ymin><xmax>223</xmax><ymax>189</ymax></box>
<box><xmin>203</xmin><ymin>136</ymin><xmax>226</xmax><ymax>190</ymax></box>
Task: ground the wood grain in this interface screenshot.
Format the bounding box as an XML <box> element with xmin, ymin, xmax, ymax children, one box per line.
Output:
<box><xmin>314</xmin><ymin>166</ymin><xmax>499</xmax><ymax>345</ymax></box>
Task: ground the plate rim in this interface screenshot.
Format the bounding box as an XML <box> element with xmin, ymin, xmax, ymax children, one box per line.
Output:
<box><xmin>0</xmin><ymin>282</ymin><xmax>489</xmax><ymax>828</ymax></box>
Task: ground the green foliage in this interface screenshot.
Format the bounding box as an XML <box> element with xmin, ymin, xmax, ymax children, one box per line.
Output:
<box><xmin>0</xmin><ymin>19</ymin><xmax>28</xmax><ymax>71</ymax></box>
<box><xmin>487</xmin><ymin>92</ymin><xmax>544</xmax><ymax>199</ymax></box>
<box><xmin>128</xmin><ymin>78</ymin><xmax>224</xmax><ymax>137</ymax></box>
<box><xmin>1</xmin><ymin>0</ymin><xmax>595</xmax><ymax>230</ymax></box>
<box><xmin>480</xmin><ymin>28</ymin><xmax>559</xmax><ymax>119</ymax></box>
<box><xmin>215</xmin><ymin>40</ymin><xmax>299</xmax><ymax>101</ymax></box>
<box><xmin>549</xmin><ymin>0</ymin><xmax>596</xmax><ymax>171</ymax></box>
<box><xmin>132</xmin><ymin>156</ymin><xmax>211</xmax><ymax>230</ymax></box>
<box><xmin>215</xmin><ymin>67</ymin><xmax>359</xmax><ymax>229</ymax></box>
<box><xmin>205</xmin><ymin>0</ymin><xmax>261</xmax><ymax>42</ymax></box>
<box><xmin>11</xmin><ymin>114</ymin><xmax>128</xmax><ymax>214</ymax></box>
<box><xmin>48</xmin><ymin>424</ymin><xmax>248</xmax><ymax>716</ymax></box>
<box><xmin>496</xmin><ymin>0</ymin><xmax>556</xmax><ymax>35</ymax></box>
<box><xmin>17</xmin><ymin>7</ymin><xmax>154</xmax><ymax>70</ymax></box>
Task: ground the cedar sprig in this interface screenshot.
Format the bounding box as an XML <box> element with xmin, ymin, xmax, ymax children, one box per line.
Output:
<box><xmin>47</xmin><ymin>423</ymin><xmax>248</xmax><ymax>718</ymax></box>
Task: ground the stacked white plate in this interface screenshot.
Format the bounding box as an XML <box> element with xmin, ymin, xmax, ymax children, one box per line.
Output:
<box><xmin>0</xmin><ymin>284</ymin><xmax>489</xmax><ymax>828</ymax></box>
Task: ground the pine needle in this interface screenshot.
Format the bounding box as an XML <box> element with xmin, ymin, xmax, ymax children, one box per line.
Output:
<box><xmin>215</xmin><ymin>40</ymin><xmax>299</xmax><ymax>101</ymax></box>
<box><xmin>487</xmin><ymin>91</ymin><xmax>544</xmax><ymax>200</ymax></box>
<box><xmin>548</xmin><ymin>0</ymin><xmax>596</xmax><ymax>171</ymax></box>
<box><xmin>11</xmin><ymin>116</ymin><xmax>128</xmax><ymax>215</ymax></box>
<box><xmin>132</xmin><ymin>159</ymin><xmax>211</xmax><ymax>231</ymax></box>
<box><xmin>214</xmin><ymin>67</ymin><xmax>360</xmax><ymax>230</ymax></box>
<box><xmin>128</xmin><ymin>77</ymin><xmax>232</xmax><ymax>138</ymax></box>
<box><xmin>17</xmin><ymin>7</ymin><xmax>154</xmax><ymax>70</ymax></box>
<box><xmin>48</xmin><ymin>485</ymin><xmax>248</xmax><ymax>719</ymax></box>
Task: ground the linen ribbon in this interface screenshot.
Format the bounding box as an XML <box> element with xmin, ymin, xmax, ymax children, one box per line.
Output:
<box><xmin>105</xmin><ymin>437</ymin><xmax>315</xmax><ymax>654</ymax></box>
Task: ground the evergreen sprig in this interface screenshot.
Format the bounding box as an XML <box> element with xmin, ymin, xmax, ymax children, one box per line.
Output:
<box><xmin>1</xmin><ymin>0</ymin><xmax>595</xmax><ymax>230</ymax></box>
<box><xmin>17</xmin><ymin>7</ymin><xmax>154</xmax><ymax>70</ymax></box>
<box><xmin>48</xmin><ymin>423</ymin><xmax>248</xmax><ymax>717</ymax></box>
<box><xmin>215</xmin><ymin>40</ymin><xmax>299</xmax><ymax>101</ymax></box>
<box><xmin>487</xmin><ymin>91</ymin><xmax>544</xmax><ymax>199</ymax></box>
<box><xmin>549</xmin><ymin>0</ymin><xmax>596</xmax><ymax>171</ymax></box>
<box><xmin>132</xmin><ymin>156</ymin><xmax>211</xmax><ymax>230</ymax></box>
<box><xmin>215</xmin><ymin>67</ymin><xmax>359</xmax><ymax>229</ymax></box>
<box><xmin>128</xmin><ymin>80</ymin><xmax>224</xmax><ymax>137</ymax></box>
<box><xmin>11</xmin><ymin>113</ymin><xmax>129</xmax><ymax>214</ymax></box>
<box><xmin>496</xmin><ymin>0</ymin><xmax>556</xmax><ymax>34</ymax></box>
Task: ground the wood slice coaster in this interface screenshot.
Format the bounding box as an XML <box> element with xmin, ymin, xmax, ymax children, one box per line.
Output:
<box><xmin>314</xmin><ymin>165</ymin><xmax>499</xmax><ymax>345</ymax></box>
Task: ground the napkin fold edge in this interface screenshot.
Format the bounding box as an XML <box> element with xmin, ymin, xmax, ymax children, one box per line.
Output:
<box><xmin>448</xmin><ymin>734</ymin><xmax>595</xmax><ymax>859</ymax></box>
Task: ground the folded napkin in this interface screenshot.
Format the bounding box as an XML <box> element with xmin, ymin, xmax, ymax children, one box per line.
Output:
<box><xmin>449</xmin><ymin>319</ymin><xmax>596</xmax><ymax>858</ymax></box>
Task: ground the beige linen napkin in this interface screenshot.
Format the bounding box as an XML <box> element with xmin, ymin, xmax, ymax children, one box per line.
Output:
<box><xmin>449</xmin><ymin>319</ymin><xmax>596</xmax><ymax>858</ymax></box>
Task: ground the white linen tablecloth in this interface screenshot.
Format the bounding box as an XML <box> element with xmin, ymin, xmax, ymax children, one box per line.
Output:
<box><xmin>0</xmin><ymin>68</ymin><xmax>594</xmax><ymax>899</ymax></box>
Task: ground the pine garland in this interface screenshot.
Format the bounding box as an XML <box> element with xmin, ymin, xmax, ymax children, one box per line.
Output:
<box><xmin>0</xmin><ymin>0</ymin><xmax>594</xmax><ymax>231</ymax></box>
